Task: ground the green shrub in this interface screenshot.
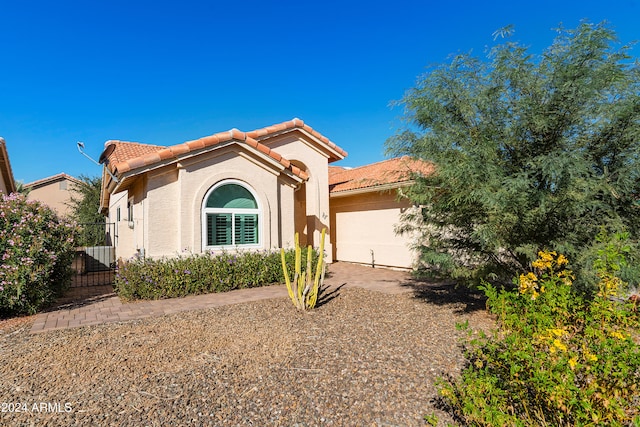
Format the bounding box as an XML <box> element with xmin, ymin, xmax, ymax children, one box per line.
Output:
<box><xmin>115</xmin><ymin>248</ymin><xmax>319</xmax><ymax>301</ymax></box>
<box><xmin>0</xmin><ymin>193</ymin><xmax>77</xmax><ymax>316</ymax></box>
<box><xmin>576</xmin><ymin>230</ymin><xmax>640</xmax><ymax>294</ymax></box>
<box><xmin>439</xmin><ymin>245</ymin><xmax>640</xmax><ymax>426</ymax></box>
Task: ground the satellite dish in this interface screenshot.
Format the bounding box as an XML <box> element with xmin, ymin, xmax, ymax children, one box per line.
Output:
<box><xmin>98</xmin><ymin>144</ymin><xmax>116</xmax><ymax>164</ymax></box>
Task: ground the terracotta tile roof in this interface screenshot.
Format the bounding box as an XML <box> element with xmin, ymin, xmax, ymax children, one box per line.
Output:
<box><xmin>99</xmin><ymin>119</ymin><xmax>347</xmax><ymax>212</ymax></box>
<box><xmin>25</xmin><ymin>172</ymin><xmax>82</xmax><ymax>189</ymax></box>
<box><xmin>246</xmin><ymin>118</ymin><xmax>348</xmax><ymax>160</ymax></box>
<box><xmin>329</xmin><ymin>156</ymin><xmax>434</xmax><ymax>194</ymax></box>
<box><xmin>104</xmin><ymin>129</ymin><xmax>308</xmax><ymax>180</ymax></box>
<box><xmin>100</xmin><ymin>120</ymin><xmax>343</xmax><ymax>212</ymax></box>
<box><xmin>104</xmin><ymin>141</ymin><xmax>167</xmax><ymax>168</ymax></box>
<box><xmin>329</xmin><ymin>165</ymin><xmax>347</xmax><ymax>174</ymax></box>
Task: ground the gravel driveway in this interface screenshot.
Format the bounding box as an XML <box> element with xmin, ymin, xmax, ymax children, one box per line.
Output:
<box><xmin>0</xmin><ymin>270</ymin><xmax>492</xmax><ymax>426</ymax></box>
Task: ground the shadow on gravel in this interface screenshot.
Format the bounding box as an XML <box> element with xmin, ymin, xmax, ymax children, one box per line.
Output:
<box><xmin>403</xmin><ymin>279</ymin><xmax>487</xmax><ymax>314</ymax></box>
<box><xmin>315</xmin><ymin>283</ymin><xmax>346</xmax><ymax>308</ymax></box>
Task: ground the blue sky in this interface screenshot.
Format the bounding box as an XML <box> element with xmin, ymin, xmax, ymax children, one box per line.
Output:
<box><xmin>1</xmin><ymin>0</ymin><xmax>638</xmax><ymax>184</ymax></box>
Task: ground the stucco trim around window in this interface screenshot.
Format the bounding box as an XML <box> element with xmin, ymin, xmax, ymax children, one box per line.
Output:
<box><xmin>201</xmin><ymin>179</ymin><xmax>263</xmax><ymax>251</ymax></box>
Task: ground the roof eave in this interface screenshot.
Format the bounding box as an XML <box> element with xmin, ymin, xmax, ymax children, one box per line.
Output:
<box><xmin>0</xmin><ymin>138</ymin><xmax>16</xmax><ymax>193</ymax></box>
<box><xmin>25</xmin><ymin>173</ymin><xmax>83</xmax><ymax>190</ymax></box>
<box><xmin>295</xmin><ymin>128</ymin><xmax>347</xmax><ymax>163</ymax></box>
<box><xmin>251</xmin><ymin>125</ymin><xmax>347</xmax><ymax>163</ymax></box>
<box><xmin>99</xmin><ymin>168</ymin><xmax>112</xmax><ymax>215</ymax></box>
<box><xmin>329</xmin><ymin>180</ymin><xmax>413</xmax><ymax>198</ymax></box>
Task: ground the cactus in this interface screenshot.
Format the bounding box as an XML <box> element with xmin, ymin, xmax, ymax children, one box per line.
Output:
<box><xmin>280</xmin><ymin>228</ymin><xmax>326</xmax><ymax>310</ymax></box>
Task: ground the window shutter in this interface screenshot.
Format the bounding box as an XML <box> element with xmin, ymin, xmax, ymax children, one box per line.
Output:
<box><xmin>234</xmin><ymin>214</ymin><xmax>257</xmax><ymax>244</ymax></box>
<box><xmin>208</xmin><ymin>214</ymin><xmax>231</xmax><ymax>246</ymax></box>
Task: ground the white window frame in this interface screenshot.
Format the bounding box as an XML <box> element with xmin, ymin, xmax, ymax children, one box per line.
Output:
<box><xmin>127</xmin><ymin>197</ymin><xmax>135</xmax><ymax>229</ymax></box>
<box><xmin>201</xmin><ymin>179</ymin><xmax>262</xmax><ymax>251</ymax></box>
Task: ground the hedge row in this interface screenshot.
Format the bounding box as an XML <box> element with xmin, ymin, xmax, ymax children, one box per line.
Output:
<box><xmin>115</xmin><ymin>249</ymin><xmax>320</xmax><ymax>300</ymax></box>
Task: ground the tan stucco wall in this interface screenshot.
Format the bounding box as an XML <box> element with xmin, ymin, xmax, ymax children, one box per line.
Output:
<box><xmin>27</xmin><ymin>179</ymin><xmax>79</xmax><ymax>217</ymax></box>
<box><xmin>330</xmin><ymin>190</ymin><xmax>417</xmax><ymax>269</ymax></box>
<box><xmin>260</xmin><ymin>131</ymin><xmax>333</xmax><ymax>258</ymax></box>
<box><xmin>110</xmin><ymin>145</ymin><xmax>301</xmax><ymax>260</ymax></box>
<box><xmin>108</xmin><ymin>178</ymin><xmax>146</xmax><ymax>260</ymax></box>
<box><xmin>108</xmin><ymin>190</ymin><xmax>131</xmax><ymax>259</ymax></box>
<box><xmin>175</xmin><ymin>147</ymin><xmax>296</xmax><ymax>256</ymax></box>
<box><xmin>145</xmin><ymin>167</ymin><xmax>180</xmax><ymax>257</ymax></box>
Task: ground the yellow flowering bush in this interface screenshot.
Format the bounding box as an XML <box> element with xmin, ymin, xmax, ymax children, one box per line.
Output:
<box><xmin>438</xmin><ymin>247</ymin><xmax>640</xmax><ymax>426</ymax></box>
<box><xmin>519</xmin><ymin>251</ymin><xmax>575</xmax><ymax>301</ymax></box>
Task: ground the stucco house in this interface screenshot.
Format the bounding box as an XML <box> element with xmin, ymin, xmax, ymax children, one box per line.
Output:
<box><xmin>99</xmin><ymin>119</ymin><xmax>430</xmax><ymax>268</ymax></box>
<box><xmin>0</xmin><ymin>137</ymin><xmax>16</xmax><ymax>195</ymax></box>
<box><xmin>25</xmin><ymin>173</ymin><xmax>82</xmax><ymax>217</ymax></box>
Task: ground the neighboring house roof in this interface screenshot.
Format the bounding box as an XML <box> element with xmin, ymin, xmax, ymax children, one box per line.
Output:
<box><xmin>0</xmin><ymin>137</ymin><xmax>16</xmax><ymax>194</ymax></box>
<box><xmin>25</xmin><ymin>172</ymin><xmax>82</xmax><ymax>190</ymax></box>
<box><xmin>329</xmin><ymin>156</ymin><xmax>434</xmax><ymax>196</ymax></box>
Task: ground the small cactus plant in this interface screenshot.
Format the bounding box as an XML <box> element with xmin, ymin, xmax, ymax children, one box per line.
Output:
<box><xmin>280</xmin><ymin>228</ymin><xmax>326</xmax><ymax>310</ymax></box>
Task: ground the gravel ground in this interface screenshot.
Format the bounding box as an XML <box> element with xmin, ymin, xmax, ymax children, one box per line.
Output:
<box><xmin>0</xmin><ymin>285</ymin><xmax>493</xmax><ymax>426</ymax></box>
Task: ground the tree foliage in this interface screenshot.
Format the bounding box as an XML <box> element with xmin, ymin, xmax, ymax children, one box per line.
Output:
<box><xmin>67</xmin><ymin>175</ymin><xmax>105</xmax><ymax>246</ymax></box>
<box><xmin>387</xmin><ymin>21</ymin><xmax>640</xmax><ymax>286</ymax></box>
<box><xmin>14</xmin><ymin>181</ymin><xmax>30</xmax><ymax>196</ymax></box>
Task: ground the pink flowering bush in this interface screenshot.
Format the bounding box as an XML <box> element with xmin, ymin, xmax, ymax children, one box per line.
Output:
<box><xmin>0</xmin><ymin>193</ymin><xmax>77</xmax><ymax>316</ymax></box>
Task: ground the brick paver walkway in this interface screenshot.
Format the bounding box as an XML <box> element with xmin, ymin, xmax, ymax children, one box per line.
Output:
<box><xmin>30</xmin><ymin>263</ymin><xmax>416</xmax><ymax>333</ymax></box>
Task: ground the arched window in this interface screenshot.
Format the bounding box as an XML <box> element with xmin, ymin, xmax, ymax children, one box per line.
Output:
<box><xmin>202</xmin><ymin>180</ymin><xmax>261</xmax><ymax>249</ymax></box>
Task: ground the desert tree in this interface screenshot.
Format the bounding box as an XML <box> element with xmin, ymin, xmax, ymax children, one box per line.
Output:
<box><xmin>387</xmin><ymin>21</ymin><xmax>640</xmax><ymax>286</ymax></box>
<box><xmin>67</xmin><ymin>175</ymin><xmax>105</xmax><ymax>246</ymax></box>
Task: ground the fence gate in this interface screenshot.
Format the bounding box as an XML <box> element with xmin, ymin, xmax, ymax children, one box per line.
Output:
<box><xmin>72</xmin><ymin>222</ymin><xmax>116</xmax><ymax>287</ymax></box>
